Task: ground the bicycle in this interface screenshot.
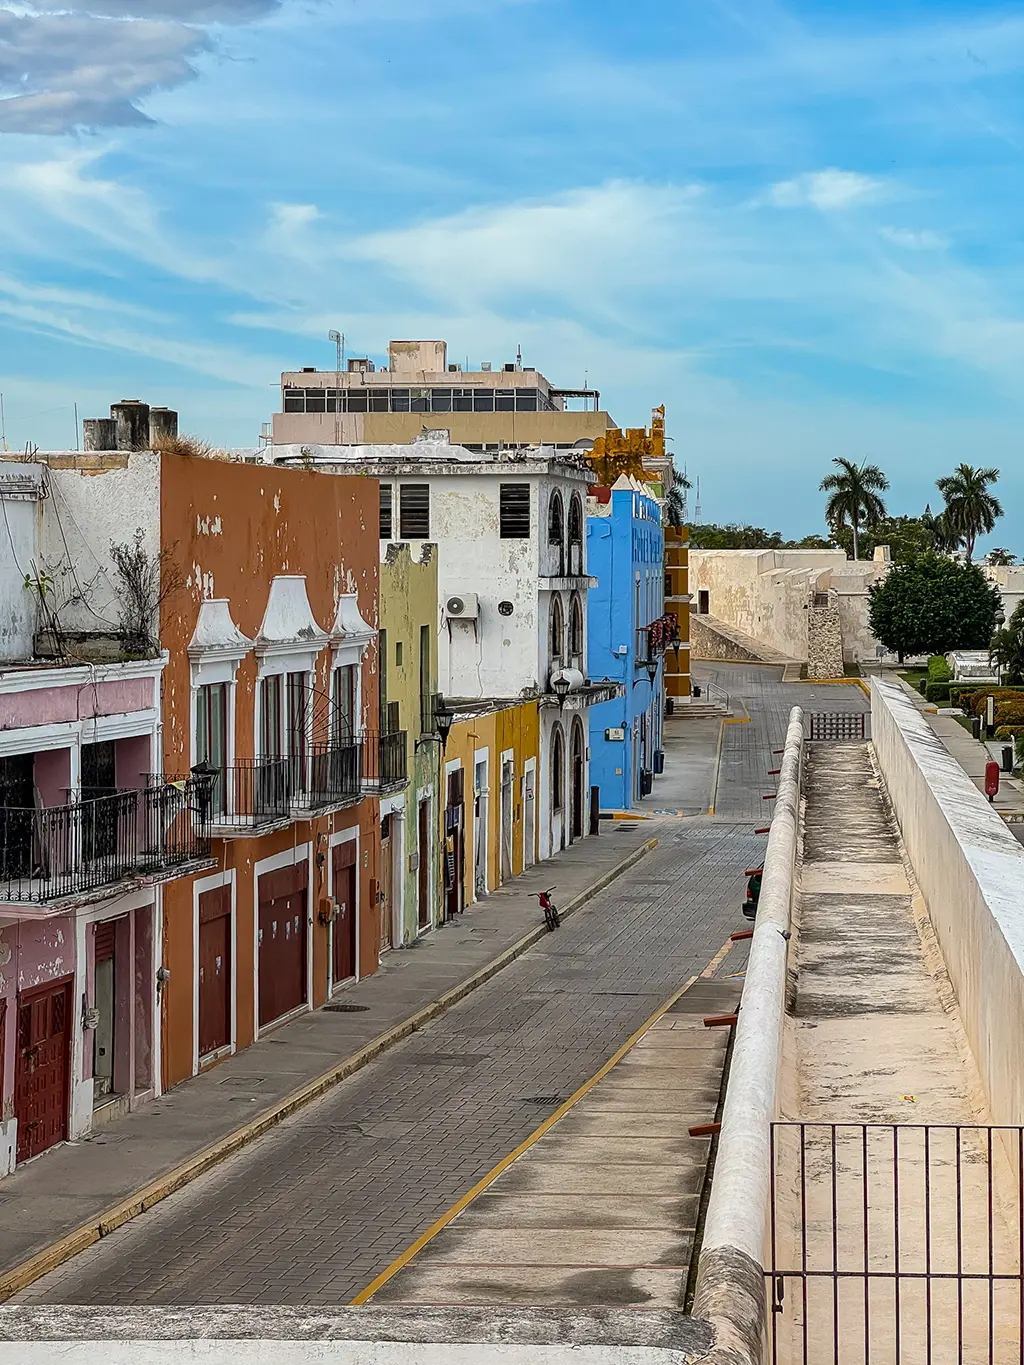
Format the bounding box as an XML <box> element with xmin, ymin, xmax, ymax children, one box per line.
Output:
<box><xmin>533</xmin><ymin>887</ymin><xmax>561</xmax><ymax>930</ymax></box>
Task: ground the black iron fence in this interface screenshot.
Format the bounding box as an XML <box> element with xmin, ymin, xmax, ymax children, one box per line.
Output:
<box><xmin>0</xmin><ymin>778</ymin><xmax>211</xmax><ymax>904</ymax></box>
<box><xmin>297</xmin><ymin>741</ymin><xmax>361</xmax><ymax>812</ymax></box>
<box><xmin>362</xmin><ymin>730</ymin><xmax>408</xmax><ymax>793</ymax></box>
<box><xmin>807</xmin><ymin>711</ymin><xmax>868</xmax><ymax>741</ymax></box>
<box><xmin>769</xmin><ymin>1121</ymin><xmax>1024</xmax><ymax>1365</ymax></box>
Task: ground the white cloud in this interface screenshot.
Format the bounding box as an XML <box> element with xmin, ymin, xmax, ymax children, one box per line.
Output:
<box><xmin>880</xmin><ymin>226</ymin><xmax>949</xmax><ymax>251</ymax></box>
<box><xmin>0</xmin><ymin>2</ymin><xmax>280</xmax><ymax>132</ymax></box>
<box><xmin>767</xmin><ymin>169</ymin><xmax>884</xmax><ymax>211</ymax></box>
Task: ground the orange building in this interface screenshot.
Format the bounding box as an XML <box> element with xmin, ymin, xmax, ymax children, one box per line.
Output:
<box><xmin>157</xmin><ymin>454</ymin><xmax>389</xmax><ymax>1087</ymax></box>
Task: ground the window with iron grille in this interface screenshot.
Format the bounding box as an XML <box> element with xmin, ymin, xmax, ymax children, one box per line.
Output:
<box><xmin>548</xmin><ymin>493</ymin><xmax>564</xmax><ymax>544</ymax></box>
<box><xmin>379</xmin><ymin>484</ymin><xmax>392</xmax><ymax>540</ymax></box>
<box><xmin>399</xmin><ymin>484</ymin><xmax>430</xmax><ymax>539</ymax></box>
<box><xmin>500</xmin><ymin>484</ymin><xmax>531</xmax><ymax>538</ymax></box>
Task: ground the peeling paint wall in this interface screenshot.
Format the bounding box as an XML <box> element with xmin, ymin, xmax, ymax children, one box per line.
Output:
<box><xmin>157</xmin><ymin>455</ymin><xmax>380</xmax><ymax>1089</ymax></box>
<box><xmin>0</xmin><ymin>465</ymin><xmax>41</xmax><ymax>663</ymax></box>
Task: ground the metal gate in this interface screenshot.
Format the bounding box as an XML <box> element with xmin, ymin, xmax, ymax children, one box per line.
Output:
<box><xmin>769</xmin><ymin>1122</ymin><xmax>1024</xmax><ymax>1365</ymax></box>
<box><xmin>807</xmin><ymin>712</ymin><xmax>868</xmax><ymax>741</ymax></box>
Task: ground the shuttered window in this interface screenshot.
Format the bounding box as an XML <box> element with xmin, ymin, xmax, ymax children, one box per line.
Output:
<box><xmin>499</xmin><ymin>484</ymin><xmax>530</xmax><ymax>538</ymax></box>
<box><xmin>399</xmin><ymin>484</ymin><xmax>430</xmax><ymax>539</ymax></box>
<box><xmin>379</xmin><ymin>484</ymin><xmax>392</xmax><ymax>540</ymax></box>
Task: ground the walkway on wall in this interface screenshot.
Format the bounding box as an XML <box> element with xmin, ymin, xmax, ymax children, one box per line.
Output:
<box><xmin>771</xmin><ymin>740</ymin><xmax>1018</xmax><ymax>1365</ymax></box>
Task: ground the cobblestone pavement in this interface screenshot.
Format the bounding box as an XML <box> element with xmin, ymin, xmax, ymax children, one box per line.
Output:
<box><xmin>16</xmin><ymin>666</ymin><xmax>812</xmax><ymax>1309</ymax></box>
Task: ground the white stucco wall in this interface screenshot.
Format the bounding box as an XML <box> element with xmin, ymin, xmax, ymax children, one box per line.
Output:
<box><xmin>871</xmin><ymin>677</ymin><xmax>1024</xmax><ymax>1128</ymax></box>
<box><xmin>690</xmin><ymin>549</ymin><xmax>884</xmax><ymax>663</ymax></box>
<box><xmin>42</xmin><ymin>453</ymin><xmax>162</xmax><ymax>637</ymax></box>
<box><xmin>0</xmin><ymin>464</ymin><xmax>43</xmax><ymax>661</ymax></box>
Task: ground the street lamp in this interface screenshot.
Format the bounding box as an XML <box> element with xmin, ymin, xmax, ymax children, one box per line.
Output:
<box><xmin>551</xmin><ymin>674</ymin><xmax>571</xmax><ymax>710</ymax></box>
<box><xmin>189</xmin><ymin>759</ymin><xmax>219</xmax><ymax>823</ymax></box>
<box><xmin>433</xmin><ymin>693</ymin><xmax>455</xmax><ymax>752</ymax></box>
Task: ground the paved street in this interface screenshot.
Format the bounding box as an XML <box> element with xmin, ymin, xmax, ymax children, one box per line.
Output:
<box><xmin>14</xmin><ymin>667</ymin><xmax>866</xmax><ymax>1309</ymax></box>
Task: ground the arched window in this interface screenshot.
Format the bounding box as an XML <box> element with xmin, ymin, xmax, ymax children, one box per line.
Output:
<box><xmin>570</xmin><ymin>719</ymin><xmax>585</xmax><ymax>840</ymax></box>
<box><xmin>569</xmin><ymin>593</ymin><xmax>584</xmax><ymax>662</ymax></box>
<box><xmin>551</xmin><ymin>727</ymin><xmax>564</xmax><ymax>813</ymax></box>
<box><xmin>568</xmin><ymin>494</ymin><xmax>583</xmax><ymax>547</ymax></box>
<box><xmin>548</xmin><ymin>492</ymin><xmax>564</xmax><ymax>546</ymax></box>
<box><xmin>549</xmin><ymin>595</ymin><xmax>564</xmax><ymax>668</ymax></box>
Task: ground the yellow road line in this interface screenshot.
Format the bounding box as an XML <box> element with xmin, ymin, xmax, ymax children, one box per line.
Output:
<box><xmin>349</xmin><ymin>934</ymin><xmax>739</xmax><ymax>1306</ymax></box>
<box><xmin>707</xmin><ymin>717</ymin><xmax>726</xmax><ymax>815</ymax></box>
<box><xmin>701</xmin><ymin>936</ymin><xmax>737</xmax><ymax>979</ymax></box>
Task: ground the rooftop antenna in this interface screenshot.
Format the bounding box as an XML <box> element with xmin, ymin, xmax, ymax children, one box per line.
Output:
<box><xmin>516</xmin><ymin>344</ymin><xmax>522</xmax><ymax>371</ymax></box>
<box><xmin>694</xmin><ymin>474</ymin><xmax>702</xmax><ymax>525</ymax></box>
<box><xmin>73</xmin><ymin>402</ymin><xmax>80</xmax><ymax>452</ymax></box>
<box><xmin>329</xmin><ymin>329</ymin><xmax>343</xmax><ymax>446</ymax></box>
<box><xmin>0</xmin><ymin>393</ymin><xmax>6</xmax><ymax>451</ymax></box>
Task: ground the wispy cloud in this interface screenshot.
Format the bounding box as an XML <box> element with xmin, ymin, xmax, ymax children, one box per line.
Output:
<box><xmin>767</xmin><ymin>169</ymin><xmax>885</xmax><ymax>211</ymax></box>
<box><xmin>880</xmin><ymin>226</ymin><xmax>949</xmax><ymax>251</ymax></box>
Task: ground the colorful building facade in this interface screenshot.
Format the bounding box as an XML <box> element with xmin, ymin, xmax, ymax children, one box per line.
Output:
<box><xmin>586</xmin><ymin>479</ymin><xmax>669</xmax><ymax>810</ymax></box>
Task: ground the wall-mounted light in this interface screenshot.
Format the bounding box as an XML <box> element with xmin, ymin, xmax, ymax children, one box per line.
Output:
<box><xmin>433</xmin><ymin>693</ymin><xmax>455</xmax><ymax>751</ymax></box>
<box><xmin>551</xmin><ymin>675</ymin><xmax>571</xmax><ymax>710</ymax></box>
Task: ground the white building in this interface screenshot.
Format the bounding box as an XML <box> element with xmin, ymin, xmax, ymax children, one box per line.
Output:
<box><xmin>271</xmin><ymin>435</ymin><xmax>621</xmax><ymax>859</ymax></box>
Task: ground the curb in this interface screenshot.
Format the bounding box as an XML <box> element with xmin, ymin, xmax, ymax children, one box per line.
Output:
<box><xmin>0</xmin><ymin>836</ymin><xmax>658</xmax><ymax>1303</ymax></box>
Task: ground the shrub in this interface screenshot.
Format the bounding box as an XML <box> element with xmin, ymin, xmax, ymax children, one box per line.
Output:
<box><xmin>925</xmin><ymin>681</ymin><xmax>953</xmax><ymax>703</ymax></box>
<box><xmin>950</xmin><ymin>685</ymin><xmax>985</xmax><ymax>709</ymax></box>
<box><xmin>927</xmin><ymin>655</ymin><xmax>953</xmax><ymax>682</ymax></box>
<box><xmin>994</xmin><ymin>725</ymin><xmax>1024</xmax><ymax>740</ymax></box>
<box><xmin>995</xmin><ymin>703</ymin><xmax>1024</xmax><ymax>726</ymax></box>
<box><xmin>969</xmin><ymin>689</ymin><xmax>1024</xmax><ymax>716</ymax></box>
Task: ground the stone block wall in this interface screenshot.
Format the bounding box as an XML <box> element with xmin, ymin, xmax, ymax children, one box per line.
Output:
<box><xmin>691</xmin><ymin>614</ymin><xmax>762</xmax><ymax>663</ymax></box>
<box><xmin>807</xmin><ymin>601</ymin><xmax>844</xmax><ymax>679</ymax></box>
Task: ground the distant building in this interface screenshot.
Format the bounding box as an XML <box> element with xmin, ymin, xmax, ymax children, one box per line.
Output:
<box><xmin>586</xmin><ymin>478</ymin><xmax>670</xmax><ymax>810</ymax></box>
<box><xmin>272</xmin><ymin>339</ymin><xmax>618</xmax><ymax>452</ymax></box>
<box><xmin>271</xmin><ymin>435</ymin><xmax>621</xmax><ymax>862</ymax></box>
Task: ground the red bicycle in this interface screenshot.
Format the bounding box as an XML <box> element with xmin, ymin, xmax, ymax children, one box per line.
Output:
<box><xmin>534</xmin><ymin>887</ymin><xmax>561</xmax><ymax>931</ymax></box>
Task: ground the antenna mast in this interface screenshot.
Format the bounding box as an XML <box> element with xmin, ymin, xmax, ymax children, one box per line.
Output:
<box><xmin>694</xmin><ymin>475</ymin><xmax>702</xmax><ymax>525</ymax></box>
<box><xmin>328</xmin><ymin>329</ymin><xmax>343</xmax><ymax>446</ymax></box>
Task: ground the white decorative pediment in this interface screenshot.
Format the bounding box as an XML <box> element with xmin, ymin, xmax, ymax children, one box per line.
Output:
<box><xmin>254</xmin><ymin>576</ymin><xmax>330</xmax><ymax>676</ymax></box>
<box><xmin>330</xmin><ymin>591</ymin><xmax>375</xmax><ymax>668</ymax></box>
<box><xmin>187</xmin><ymin>599</ymin><xmax>253</xmax><ymax>663</ymax></box>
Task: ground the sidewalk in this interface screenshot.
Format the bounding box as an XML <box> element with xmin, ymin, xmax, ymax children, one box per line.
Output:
<box><xmin>0</xmin><ymin>826</ymin><xmax>655</xmax><ymax>1297</ymax></box>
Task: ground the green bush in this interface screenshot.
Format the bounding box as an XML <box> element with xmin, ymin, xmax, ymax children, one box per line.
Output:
<box><xmin>969</xmin><ymin>689</ymin><xmax>1024</xmax><ymax>716</ymax></box>
<box><xmin>927</xmin><ymin>655</ymin><xmax>953</xmax><ymax>682</ymax></box>
<box><xmin>950</xmin><ymin>685</ymin><xmax>984</xmax><ymax>709</ymax></box>
<box><xmin>995</xmin><ymin>702</ymin><xmax>1024</xmax><ymax>726</ymax></box>
<box><xmin>994</xmin><ymin>725</ymin><xmax>1024</xmax><ymax>740</ymax></box>
<box><xmin>925</xmin><ymin>681</ymin><xmax>953</xmax><ymax>702</ymax></box>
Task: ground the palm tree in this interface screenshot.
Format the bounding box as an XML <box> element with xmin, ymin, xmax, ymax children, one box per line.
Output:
<box><xmin>819</xmin><ymin>457</ymin><xmax>889</xmax><ymax>560</ymax></box>
<box><xmin>936</xmin><ymin>464</ymin><xmax>1003</xmax><ymax>561</ymax></box>
<box><xmin>985</xmin><ymin>547</ymin><xmax>1017</xmax><ymax>567</ymax></box>
<box><xmin>663</xmin><ymin>465</ymin><xmax>691</xmax><ymax>528</ymax></box>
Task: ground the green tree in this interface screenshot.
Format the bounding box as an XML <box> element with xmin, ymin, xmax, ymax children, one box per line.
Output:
<box><xmin>663</xmin><ymin>466</ymin><xmax>691</xmax><ymax>527</ymax></box>
<box><xmin>990</xmin><ymin>601</ymin><xmax>1024</xmax><ymax>683</ymax></box>
<box><xmin>921</xmin><ymin>503</ymin><xmax>958</xmax><ymax>554</ymax></box>
<box><xmin>868</xmin><ymin>553</ymin><xmax>1002</xmax><ymax>662</ymax></box>
<box><xmin>936</xmin><ymin>464</ymin><xmax>1003</xmax><ymax>561</ymax></box>
<box><xmin>985</xmin><ymin>547</ymin><xmax>1017</xmax><ymax>567</ymax></box>
<box><xmin>819</xmin><ymin>457</ymin><xmax>889</xmax><ymax>560</ymax></box>
<box><xmin>687</xmin><ymin>523</ymin><xmax>785</xmax><ymax>549</ymax></box>
<box><xmin>833</xmin><ymin>515</ymin><xmax>937</xmax><ymax>564</ymax></box>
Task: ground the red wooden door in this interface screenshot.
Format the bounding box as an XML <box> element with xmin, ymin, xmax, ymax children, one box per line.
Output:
<box><xmin>418</xmin><ymin>800</ymin><xmax>430</xmax><ymax>929</ymax></box>
<box><xmin>198</xmin><ymin>885</ymin><xmax>231</xmax><ymax>1059</ymax></box>
<box><xmin>257</xmin><ymin>862</ymin><xmax>308</xmax><ymax>1028</ymax></box>
<box><xmin>332</xmin><ymin>841</ymin><xmax>357</xmax><ymax>984</ymax></box>
<box><xmin>15</xmin><ymin>978</ymin><xmax>72</xmax><ymax>1163</ymax></box>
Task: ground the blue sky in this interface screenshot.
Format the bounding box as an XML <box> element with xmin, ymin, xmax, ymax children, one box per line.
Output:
<box><xmin>1</xmin><ymin>0</ymin><xmax>1023</xmax><ymax>547</ymax></box>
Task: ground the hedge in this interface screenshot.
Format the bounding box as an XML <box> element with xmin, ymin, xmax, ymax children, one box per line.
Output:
<box><xmin>928</xmin><ymin>655</ymin><xmax>953</xmax><ymax>683</ymax></box>
<box><xmin>925</xmin><ymin>681</ymin><xmax>953</xmax><ymax>703</ymax></box>
<box><xmin>969</xmin><ymin>689</ymin><xmax>1024</xmax><ymax>717</ymax></box>
<box><xmin>994</xmin><ymin>725</ymin><xmax>1024</xmax><ymax>740</ymax></box>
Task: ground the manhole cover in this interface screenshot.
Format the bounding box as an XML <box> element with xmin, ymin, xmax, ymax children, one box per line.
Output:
<box><xmin>324</xmin><ymin>1002</ymin><xmax>370</xmax><ymax>1013</ymax></box>
<box><xmin>520</xmin><ymin>1094</ymin><xmax>562</xmax><ymax>1106</ymax></box>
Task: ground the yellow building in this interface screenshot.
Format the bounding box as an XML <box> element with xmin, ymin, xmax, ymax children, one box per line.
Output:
<box><xmin>439</xmin><ymin>699</ymin><xmax>541</xmax><ymax>917</ymax></box>
<box><xmin>378</xmin><ymin>541</ymin><xmax>443</xmax><ymax>943</ymax></box>
<box><xmin>664</xmin><ymin>526</ymin><xmax>692</xmax><ymax>701</ymax></box>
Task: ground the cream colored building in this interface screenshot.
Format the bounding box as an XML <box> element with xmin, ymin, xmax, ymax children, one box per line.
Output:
<box><xmin>272</xmin><ymin>339</ymin><xmax>618</xmax><ymax>450</ymax></box>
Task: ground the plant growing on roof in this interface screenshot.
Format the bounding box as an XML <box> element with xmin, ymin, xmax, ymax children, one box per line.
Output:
<box><xmin>819</xmin><ymin>457</ymin><xmax>889</xmax><ymax>560</ymax></box>
<box><xmin>110</xmin><ymin>529</ymin><xmax>183</xmax><ymax>658</ymax></box>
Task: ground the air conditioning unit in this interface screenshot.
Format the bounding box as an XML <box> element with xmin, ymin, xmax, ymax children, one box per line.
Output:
<box><xmin>446</xmin><ymin>593</ymin><xmax>479</xmax><ymax>619</ymax></box>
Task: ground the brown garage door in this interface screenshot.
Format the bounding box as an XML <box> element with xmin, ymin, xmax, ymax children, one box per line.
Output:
<box><xmin>198</xmin><ymin>885</ymin><xmax>231</xmax><ymax>1059</ymax></box>
<box><xmin>258</xmin><ymin>861</ymin><xmax>308</xmax><ymax>1029</ymax></box>
<box><xmin>15</xmin><ymin>978</ymin><xmax>72</xmax><ymax>1164</ymax></box>
<box><xmin>332</xmin><ymin>840</ymin><xmax>357</xmax><ymax>985</ymax></box>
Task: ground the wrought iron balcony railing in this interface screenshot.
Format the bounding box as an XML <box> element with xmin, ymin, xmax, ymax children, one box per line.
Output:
<box><xmin>196</xmin><ymin>745</ymin><xmax>365</xmax><ymax>830</ymax></box>
<box><xmin>0</xmin><ymin>778</ymin><xmax>212</xmax><ymax>905</ymax></box>
<box><xmin>361</xmin><ymin>730</ymin><xmax>409</xmax><ymax>794</ymax></box>
<box><xmin>293</xmin><ymin>741</ymin><xmax>361</xmax><ymax>812</ymax></box>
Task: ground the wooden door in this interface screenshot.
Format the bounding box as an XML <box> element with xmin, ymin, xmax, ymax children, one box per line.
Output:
<box><xmin>379</xmin><ymin>816</ymin><xmax>393</xmax><ymax>952</ymax></box>
<box><xmin>445</xmin><ymin>769</ymin><xmax>464</xmax><ymax>920</ymax></box>
<box><xmin>198</xmin><ymin>885</ymin><xmax>231</xmax><ymax>1059</ymax></box>
<box><xmin>15</xmin><ymin>978</ymin><xmax>72</xmax><ymax>1163</ymax></box>
<box><xmin>332</xmin><ymin>841</ymin><xmax>357</xmax><ymax>984</ymax></box>
<box><xmin>417</xmin><ymin>800</ymin><xmax>430</xmax><ymax>929</ymax></box>
<box><xmin>257</xmin><ymin>862</ymin><xmax>308</xmax><ymax>1028</ymax></box>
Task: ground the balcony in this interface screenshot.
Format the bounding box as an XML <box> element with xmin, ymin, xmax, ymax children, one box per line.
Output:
<box><xmin>199</xmin><ymin>745</ymin><xmax>363</xmax><ymax>834</ymax></box>
<box><xmin>361</xmin><ymin>730</ymin><xmax>409</xmax><ymax>795</ymax></box>
<box><xmin>636</xmin><ymin>614</ymin><xmax>681</xmax><ymax>666</ymax></box>
<box><xmin>0</xmin><ymin>779</ymin><xmax>213</xmax><ymax>908</ymax></box>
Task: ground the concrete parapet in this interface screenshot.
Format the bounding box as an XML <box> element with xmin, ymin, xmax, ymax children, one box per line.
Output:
<box><xmin>691</xmin><ymin>706</ymin><xmax>804</xmax><ymax>1363</ymax></box>
<box><xmin>870</xmin><ymin>677</ymin><xmax>1024</xmax><ymax>1129</ymax></box>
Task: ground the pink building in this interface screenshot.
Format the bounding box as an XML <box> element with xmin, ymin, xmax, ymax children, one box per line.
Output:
<box><xmin>0</xmin><ymin>463</ymin><xmax>212</xmax><ymax>1174</ymax></box>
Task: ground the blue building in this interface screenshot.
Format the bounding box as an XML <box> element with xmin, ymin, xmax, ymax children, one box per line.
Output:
<box><xmin>586</xmin><ymin>479</ymin><xmax>667</xmax><ymax>810</ymax></box>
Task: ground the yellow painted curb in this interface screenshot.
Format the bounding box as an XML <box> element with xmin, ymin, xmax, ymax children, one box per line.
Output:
<box><xmin>351</xmin><ymin>931</ymin><xmax>739</xmax><ymax>1305</ymax></box>
<box><xmin>0</xmin><ymin>836</ymin><xmax>659</xmax><ymax>1304</ymax></box>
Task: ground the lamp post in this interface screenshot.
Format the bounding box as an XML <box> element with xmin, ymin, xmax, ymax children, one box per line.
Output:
<box><xmin>551</xmin><ymin>674</ymin><xmax>571</xmax><ymax>711</ymax></box>
<box><xmin>189</xmin><ymin>759</ymin><xmax>219</xmax><ymax>824</ymax></box>
<box><xmin>432</xmin><ymin>693</ymin><xmax>455</xmax><ymax>752</ymax></box>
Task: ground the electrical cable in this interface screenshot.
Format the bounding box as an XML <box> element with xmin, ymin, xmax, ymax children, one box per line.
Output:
<box><xmin>45</xmin><ymin>472</ymin><xmax>120</xmax><ymax>630</ymax></box>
